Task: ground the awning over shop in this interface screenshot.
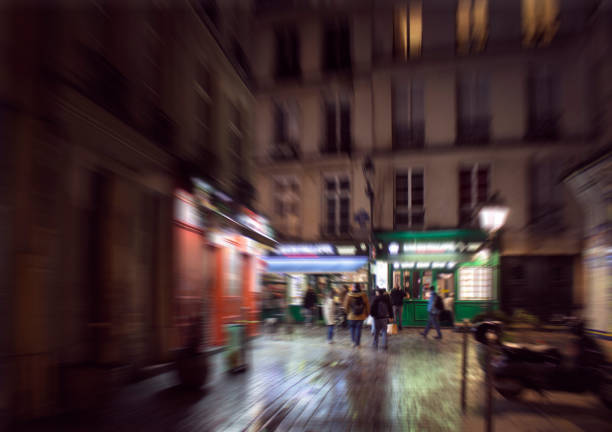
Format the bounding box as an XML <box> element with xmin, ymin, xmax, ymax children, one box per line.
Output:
<box><xmin>263</xmin><ymin>256</ymin><xmax>368</xmax><ymax>274</ymax></box>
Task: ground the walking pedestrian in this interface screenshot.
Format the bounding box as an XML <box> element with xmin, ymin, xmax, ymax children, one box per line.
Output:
<box><xmin>303</xmin><ymin>286</ymin><xmax>318</xmax><ymax>327</ymax></box>
<box><xmin>370</xmin><ymin>288</ymin><xmax>393</xmax><ymax>350</ymax></box>
<box><xmin>420</xmin><ymin>285</ymin><xmax>443</xmax><ymax>339</ymax></box>
<box><xmin>390</xmin><ymin>284</ymin><xmax>405</xmax><ymax>332</ymax></box>
<box><xmin>343</xmin><ymin>284</ymin><xmax>370</xmax><ymax>348</ymax></box>
<box><xmin>323</xmin><ymin>290</ymin><xmax>336</xmax><ymax>343</ymax></box>
<box><xmin>370</xmin><ymin>289</ymin><xmax>378</xmax><ymax>335</ymax></box>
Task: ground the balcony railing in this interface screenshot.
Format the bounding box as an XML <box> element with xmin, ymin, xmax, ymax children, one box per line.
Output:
<box><xmin>320</xmin><ymin>224</ymin><xmax>353</xmax><ymax>239</ymax></box>
<box><xmin>529</xmin><ymin>206</ymin><xmax>565</xmax><ymax>233</ymax></box>
<box><xmin>526</xmin><ymin>114</ymin><xmax>560</xmax><ymax>141</ymax></box>
<box><xmin>392</xmin><ymin>123</ymin><xmax>425</xmax><ymax>150</ymax></box>
<box><xmin>269</xmin><ymin>142</ymin><xmax>300</xmax><ymax>161</ymax></box>
<box><xmin>319</xmin><ymin>140</ymin><xmax>352</xmax><ymax>156</ymax></box>
<box><xmin>457</xmin><ymin>117</ymin><xmax>490</xmax><ymax>145</ymax></box>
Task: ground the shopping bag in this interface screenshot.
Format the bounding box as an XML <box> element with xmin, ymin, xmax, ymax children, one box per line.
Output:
<box><xmin>365</xmin><ymin>316</ymin><xmax>373</xmax><ymax>326</ymax></box>
<box><xmin>387</xmin><ymin>323</ymin><xmax>398</xmax><ymax>335</ymax></box>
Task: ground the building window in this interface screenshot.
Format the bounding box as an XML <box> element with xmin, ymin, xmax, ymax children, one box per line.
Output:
<box><xmin>195</xmin><ymin>63</ymin><xmax>212</xmax><ymax>149</ymax></box>
<box><xmin>143</xmin><ymin>11</ymin><xmax>163</xmax><ymax>101</ymax></box>
<box><xmin>527</xmin><ymin>66</ymin><xmax>559</xmax><ymax>140</ymax></box>
<box><xmin>271</xmin><ymin>101</ymin><xmax>300</xmax><ymax>160</ymax></box>
<box><xmin>323</xmin><ymin>175</ymin><xmax>351</xmax><ymax>236</ymax></box>
<box><xmin>392</xmin><ymin>80</ymin><xmax>424</xmax><ymax>149</ymax></box>
<box><xmin>275</xmin><ymin>27</ymin><xmax>300</xmax><ymax>79</ymax></box>
<box><xmin>393</xmin><ymin>0</ymin><xmax>422</xmax><ymax>60</ymax></box>
<box><xmin>459</xmin><ymin>266</ymin><xmax>493</xmax><ymax>300</ymax></box>
<box><xmin>456</xmin><ymin>0</ymin><xmax>488</xmax><ymax>55</ymax></box>
<box><xmin>459</xmin><ymin>164</ymin><xmax>489</xmax><ymax>226</ymax></box>
<box><xmin>395</xmin><ymin>169</ymin><xmax>425</xmax><ymax>229</ymax></box>
<box><xmin>273</xmin><ymin>177</ymin><xmax>300</xmax><ymax>231</ymax></box>
<box><xmin>228</xmin><ymin>104</ymin><xmax>243</xmax><ymax>179</ymax></box>
<box><xmin>457</xmin><ymin>72</ymin><xmax>490</xmax><ymax>145</ymax></box>
<box><xmin>322</xmin><ymin>95</ymin><xmax>351</xmax><ymax>155</ymax></box>
<box><xmin>522</xmin><ymin>0</ymin><xmax>559</xmax><ymax>47</ymax></box>
<box><xmin>529</xmin><ymin>157</ymin><xmax>565</xmax><ymax>232</ymax></box>
<box><xmin>323</xmin><ymin>19</ymin><xmax>351</xmax><ymax>72</ymax></box>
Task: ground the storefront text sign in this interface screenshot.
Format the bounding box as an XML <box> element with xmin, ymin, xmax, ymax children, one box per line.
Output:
<box><xmin>399</xmin><ymin>242</ymin><xmax>483</xmax><ymax>254</ymax></box>
<box><xmin>278</xmin><ymin>244</ymin><xmax>335</xmax><ymax>256</ymax></box>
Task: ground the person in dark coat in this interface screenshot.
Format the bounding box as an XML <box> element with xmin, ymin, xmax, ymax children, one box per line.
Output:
<box><xmin>303</xmin><ymin>286</ymin><xmax>318</xmax><ymax>327</ymax></box>
<box><xmin>390</xmin><ymin>284</ymin><xmax>405</xmax><ymax>331</ymax></box>
<box><xmin>370</xmin><ymin>288</ymin><xmax>393</xmax><ymax>350</ymax></box>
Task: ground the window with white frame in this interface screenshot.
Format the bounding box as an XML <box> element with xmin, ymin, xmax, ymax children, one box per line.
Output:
<box><xmin>392</xmin><ymin>80</ymin><xmax>424</xmax><ymax>149</ymax></box>
<box><xmin>272</xmin><ymin>100</ymin><xmax>300</xmax><ymax>160</ymax></box>
<box><xmin>527</xmin><ymin>65</ymin><xmax>559</xmax><ymax>140</ymax></box>
<box><xmin>457</xmin><ymin>72</ymin><xmax>490</xmax><ymax>144</ymax></box>
<box><xmin>459</xmin><ymin>266</ymin><xmax>493</xmax><ymax>300</ymax></box>
<box><xmin>459</xmin><ymin>164</ymin><xmax>490</xmax><ymax>226</ymax></box>
<box><xmin>323</xmin><ymin>175</ymin><xmax>351</xmax><ymax>236</ymax></box>
<box><xmin>323</xmin><ymin>94</ymin><xmax>351</xmax><ymax>155</ymax></box>
<box><xmin>395</xmin><ymin>169</ymin><xmax>425</xmax><ymax>228</ymax></box>
<box><xmin>273</xmin><ymin>176</ymin><xmax>300</xmax><ymax>220</ymax></box>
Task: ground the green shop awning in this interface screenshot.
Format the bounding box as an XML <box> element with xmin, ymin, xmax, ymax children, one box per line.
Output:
<box><xmin>374</xmin><ymin>229</ymin><xmax>490</xmax><ymax>261</ymax></box>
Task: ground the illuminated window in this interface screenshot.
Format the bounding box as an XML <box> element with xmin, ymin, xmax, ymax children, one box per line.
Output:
<box><xmin>457</xmin><ymin>0</ymin><xmax>488</xmax><ymax>54</ymax></box>
<box><xmin>522</xmin><ymin>0</ymin><xmax>559</xmax><ymax>47</ymax></box>
<box><xmin>459</xmin><ymin>266</ymin><xmax>493</xmax><ymax>300</ymax></box>
<box><xmin>393</xmin><ymin>0</ymin><xmax>422</xmax><ymax>60</ymax></box>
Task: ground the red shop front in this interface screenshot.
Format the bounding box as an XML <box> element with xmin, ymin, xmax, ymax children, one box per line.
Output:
<box><xmin>173</xmin><ymin>188</ymin><xmax>274</xmax><ymax>348</ymax></box>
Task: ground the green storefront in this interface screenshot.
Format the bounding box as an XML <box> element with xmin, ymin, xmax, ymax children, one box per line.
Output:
<box><xmin>374</xmin><ymin>230</ymin><xmax>499</xmax><ymax>326</ymax></box>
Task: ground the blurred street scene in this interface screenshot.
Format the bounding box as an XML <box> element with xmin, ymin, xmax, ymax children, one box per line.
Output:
<box><xmin>1</xmin><ymin>0</ymin><xmax>612</xmax><ymax>430</ymax></box>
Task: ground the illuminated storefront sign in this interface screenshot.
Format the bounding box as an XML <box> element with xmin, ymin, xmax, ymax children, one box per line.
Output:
<box><xmin>336</xmin><ymin>245</ymin><xmax>357</xmax><ymax>255</ymax></box>
<box><xmin>275</xmin><ymin>243</ymin><xmax>366</xmax><ymax>257</ymax></box>
<box><xmin>400</xmin><ymin>241</ymin><xmax>483</xmax><ymax>254</ymax></box>
<box><xmin>388</xmin><ymin>242</ymin><xmax>400</xmax><ymax>255</ymax></box>
<box><xmin>278</xmin><ymin>244</ymin><xmax>335</xmax><ymax>256</ymax></box>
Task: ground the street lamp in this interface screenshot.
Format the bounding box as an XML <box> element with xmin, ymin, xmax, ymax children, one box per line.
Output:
<box><xmin>478</xmin><ymin>193</ymin><xmax>509</xmax><ymax>233</ymax></box>
<box><xmin>363</xmin><ymin>156</ymin><xmax>375</xmax><ymax>296</ymax></box>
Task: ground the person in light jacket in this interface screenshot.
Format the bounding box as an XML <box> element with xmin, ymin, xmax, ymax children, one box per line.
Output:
<box><xmin>323</xmin><ymin>290</ymin><xmax>336</xmax><ymax>343</ymax></box>
<box><xmin>343</xmin><ymin>284</ymin><xmax>370</xmax><ymax>348</ymax></box>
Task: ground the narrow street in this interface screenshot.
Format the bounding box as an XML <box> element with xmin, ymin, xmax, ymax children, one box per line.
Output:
<box><xmin>19</xmin><ymin>326</ymin><xmax>610</xmax><ymax>432</ymax></box>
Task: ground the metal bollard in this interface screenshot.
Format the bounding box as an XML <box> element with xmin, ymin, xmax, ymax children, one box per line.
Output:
<box><xmin>484</xmin><ymin>332</ymin><xmax>495</xmax><ymax>432</ymax></box>
<box><xmin>461</xmin><ymin>325</ymin><xmax>468</xmax><ymax>414</ymax></box>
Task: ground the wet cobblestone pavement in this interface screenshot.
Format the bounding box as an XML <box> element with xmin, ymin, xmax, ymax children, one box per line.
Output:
<box><xmin>18</xmin><ymin>326</ymin><xmax>611</xmax><ymax>431</ymax></box>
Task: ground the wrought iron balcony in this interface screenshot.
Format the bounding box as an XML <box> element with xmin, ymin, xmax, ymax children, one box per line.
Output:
<box><xmin>526</xmin><ymin>114</ymin><xmax>560</xmax><ymax>141</ymax></box>
<box><xmin>269</xmin><ymin>142</ymin><xmax>300</xmax><ymax>161</ymax></box>
<box><xmin>457</xmin><ymin>117</ymin><xmax>490</xmax><ymax>145</ymax></box>
<box><xmin>392</xmin><ymin>123</ymin><xmax>425</xmax><ymax>150</ymax></box>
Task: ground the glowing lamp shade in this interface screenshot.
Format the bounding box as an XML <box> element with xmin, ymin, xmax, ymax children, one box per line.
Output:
<box><xmin>478</xmin><ymin>205</ymin><xmax>509</xmax><ymax>232</ymax></box>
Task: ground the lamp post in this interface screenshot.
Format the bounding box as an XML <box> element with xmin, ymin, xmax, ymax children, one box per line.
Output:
<box><xmin>477</xmin><ymin>192</ymin><xmax>509</xmax><ymax>311</ymax></box>
<box><xmin>363</xmin><ymin>156</ymin><xmax>375</xmax><ymax>296</ymax></box>
<box><xmin>477</xmin><ymin>193</ymin><xmax>508</xmax><ymax>432</ymax></box>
